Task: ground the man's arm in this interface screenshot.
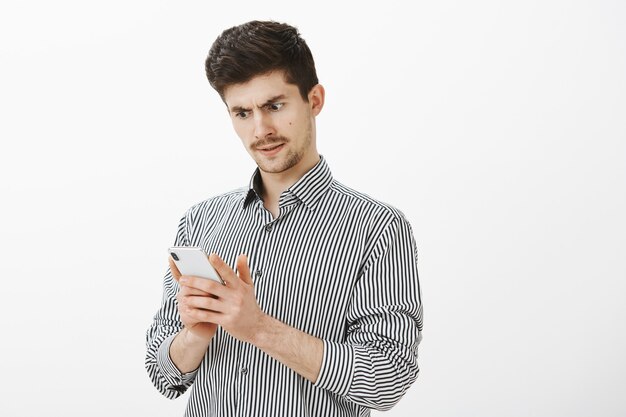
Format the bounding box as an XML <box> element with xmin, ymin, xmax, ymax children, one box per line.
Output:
<box><xmin>145</xmin><ymin>269</ymin><xmax>199</xmax><ymax>398</ymax></box>
<box><xmin>145</xmin><ymin>214</ymin><xmax>207</xmax><ymax>398</ymax></box>
<box><xmin>253</xmin><ymin>315</ymin><xmax>324</xmax><ymax>383</ymax></box>
<box><xmin>168</xmin><ymin>327</ymin><xmax>214</xmax><ymax>373</ymax></box>
<box><xmin>314</xmin><ymin>215</ymin><xmax>423</xmax><ymax>410</ymax></box>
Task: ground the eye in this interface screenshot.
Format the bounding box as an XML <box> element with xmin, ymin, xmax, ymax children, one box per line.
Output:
<box><xmin>235</xmin><ymin>110</ymin><xmax>251</xmax><ymax>119</ymax></box>
<box><xmin>266</xmin><ymin>103</ymin><xmax>284</xmax><ymax>112</ymax></box>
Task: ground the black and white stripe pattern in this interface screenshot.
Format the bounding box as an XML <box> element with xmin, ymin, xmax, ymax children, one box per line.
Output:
<box><xmin>145</xmin><ymin>156</ymin><xmax>423</xmax><ymax>416</ymax></box>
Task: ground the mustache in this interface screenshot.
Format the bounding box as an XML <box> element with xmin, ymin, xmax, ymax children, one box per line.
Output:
<box><xmin>253</xmin><ymin>136</ymin><xmax>289</xmax><ymax>149</ymax></box>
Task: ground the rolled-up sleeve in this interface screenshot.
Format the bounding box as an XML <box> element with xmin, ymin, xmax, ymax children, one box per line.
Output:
<box><xmin>314</xmin><ymin>215</ymin><xmax>423</xmax><ymax>411</ymax></box>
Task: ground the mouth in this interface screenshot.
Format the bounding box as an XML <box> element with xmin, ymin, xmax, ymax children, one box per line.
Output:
<box><xmin>256</xmin><ymin>143</ymin><xmax>285</xmax><ymax>157</ymax></box>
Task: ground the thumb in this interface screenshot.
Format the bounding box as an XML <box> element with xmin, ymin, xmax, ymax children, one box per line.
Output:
<box><xmin>236</xmin><ymin>254</ymin><xmax>253</xmax><ymax>285</ymax></box>
<box><xmin>168</xmin><ymin>256</ymin><xmax>182</xmax><ymax>282</ymax></box>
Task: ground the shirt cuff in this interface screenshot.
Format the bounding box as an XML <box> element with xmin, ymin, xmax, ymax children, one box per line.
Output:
<box><xmin>157</xmin><ymin>333</ymin><xmax>199</xmax><ymax>388</ymax></box>
<box><xmin>313</xmin><ymin>340</ymin><xmax>355</xmax><ymax>396</ymax></box>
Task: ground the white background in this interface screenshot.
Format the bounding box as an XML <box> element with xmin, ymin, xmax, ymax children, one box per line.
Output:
<box><xmin>1</xmin><ymin>1</ymin><xmax>624</xmax><ymax>416</ymax></box>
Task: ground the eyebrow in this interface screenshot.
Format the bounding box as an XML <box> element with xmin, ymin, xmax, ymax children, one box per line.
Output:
<box><xmin>229</xmin><ymin>94</ymin><xmax>287</xmax><ymax>113</ymax></box>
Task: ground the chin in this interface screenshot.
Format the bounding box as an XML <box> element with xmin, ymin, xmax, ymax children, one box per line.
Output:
<box><xmin>257</xmin><ymin>152</ymin><xmax>301</xmax><ymax>174</ymax></box>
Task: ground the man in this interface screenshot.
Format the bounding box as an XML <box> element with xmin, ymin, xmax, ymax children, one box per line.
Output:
<box><xmin>146</xmin><ymin>20</ymin><xmax>423</xmax><ymax>417</ymax></box>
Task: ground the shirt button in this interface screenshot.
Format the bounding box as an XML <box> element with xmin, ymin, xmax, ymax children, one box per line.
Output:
<box><xmin>255</xmin><ymin>270</ymin><xmax>262</xmax><ymax>279</ymax></box>
<box><xmin>240</xmin><ymin>367</ymin><xmax>248</xmax><ymax>375</ymax></box>
<box><xmin>265</xmin><ymin>223</ymin><xmax>273</xmax><ymax>232</ymax></box>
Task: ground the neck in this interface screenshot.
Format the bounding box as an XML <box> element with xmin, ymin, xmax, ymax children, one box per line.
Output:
<box><xmin>259</xmin><ymin>153</ymin><xmax>320</xmax><ymax>216</ymax></box>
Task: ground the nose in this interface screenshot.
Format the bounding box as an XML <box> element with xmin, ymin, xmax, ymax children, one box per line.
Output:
<box><xmin>253</xmin><ymin>111</ymin><xmax>275</xmax><ymax>140</ymax></box>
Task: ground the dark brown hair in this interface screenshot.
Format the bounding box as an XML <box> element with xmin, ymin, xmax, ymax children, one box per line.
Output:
<box><xmin>205</xmin><ymin>20</ymin><xmax>319</xmax><ymax>101</ymax></box>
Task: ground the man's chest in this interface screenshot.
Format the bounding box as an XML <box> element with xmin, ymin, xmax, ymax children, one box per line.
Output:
<box><xmin>188</xmin><ymin>202</ymin><xmax>369</xmax><ymax>339</ymax></box>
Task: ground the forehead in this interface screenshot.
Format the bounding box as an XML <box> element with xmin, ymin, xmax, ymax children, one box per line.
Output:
<box><xmin>223</xmin><ymin>71</ymin><xmax>300</xmax><ymax>108</ymax></box>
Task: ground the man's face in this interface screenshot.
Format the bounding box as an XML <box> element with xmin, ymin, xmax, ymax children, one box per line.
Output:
<box><xmin>223</xmin><ymin>71</ymin><xmax>323</xmax><ymax>175</ymax></box>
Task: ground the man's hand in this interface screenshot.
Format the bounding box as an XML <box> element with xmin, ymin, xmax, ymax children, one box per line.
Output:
<box><xmin>178</xmin><ymin>253</ymin><xmax>323</xmax><ymax>382</ymax></box>
<box><xmin>177</xmin><ymin>253</ymin><xmax>323</xmax><ymax>382</ymax></box>
<box><xmin>177</xmin><ymin>253</ymin><xmax>265</xmax><ymax>345</ymax></box>
<box><xmin>169</xmin><ymin>257</ymin><xmax>218</xmax><ymax>342</ymax></box>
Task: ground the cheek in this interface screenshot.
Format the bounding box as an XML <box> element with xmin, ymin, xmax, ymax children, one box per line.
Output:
<box><xmin>282</xmin><ymin>114</ymin><xmax>303</xmax><ymax>133</ymax></box>
<box><xmin>232</xmin><ymin>121</ymin><xmax>251</xmax><ymax>141</ymax></box>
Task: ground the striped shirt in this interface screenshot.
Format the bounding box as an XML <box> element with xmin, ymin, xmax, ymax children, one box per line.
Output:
<box><xmin>145</xmin><ymin>156</ymin><xmax>423</xmax><ymax>417</ymax></box>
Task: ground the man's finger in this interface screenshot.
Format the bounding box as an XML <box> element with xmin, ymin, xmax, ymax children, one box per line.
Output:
<box><xmin>236</xmin><ymin>254</ymin><xmax>252</xmax><ymax>285</ymax></box>
<box><xmin>208</xmin><ymin>253</ymin><xmax>234</xmax><ymax>285</ymax></box>
<box><xmin>180</xmin><ymin>275</ymin><xmax>227</xmax><ymax>298</ymax></box>
<box><xmin>168</xmin><ymin>256</ymin><xmax>182</xmax><ymax>281</ymax></box>
<box><xmin>179</xmin><ymin>284</ymin><xmax>212</xmax><ymax>296</ymax></box>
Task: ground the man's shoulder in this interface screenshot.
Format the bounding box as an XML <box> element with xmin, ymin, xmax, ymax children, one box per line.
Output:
<box><xmin>328</xmin><ymin>180</ymin><xmax>409</xmax><ymax>224</ymax></box>
<box><xmin>184</xmin><ymin>187</ymin><xmax>248</xmax><ymax>218</ymax></box>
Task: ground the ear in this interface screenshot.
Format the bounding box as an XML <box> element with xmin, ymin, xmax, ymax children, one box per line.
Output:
<box><xmin>308</xmin><ymin>84</ymin><xmax>325</xmax><ymax>116</ymax></box>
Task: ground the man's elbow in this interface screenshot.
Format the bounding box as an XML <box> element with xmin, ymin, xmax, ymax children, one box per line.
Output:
<box><xmin>353</xmin><ymin>364</ymin><xmax>420</xmax><ymax>412</ymax></box>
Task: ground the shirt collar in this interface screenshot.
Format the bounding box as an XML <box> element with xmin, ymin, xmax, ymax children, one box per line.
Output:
<box><xmin>243</xmin><ymin>155</ymin><xmax>333</xmax><ymax>211</ymax></box>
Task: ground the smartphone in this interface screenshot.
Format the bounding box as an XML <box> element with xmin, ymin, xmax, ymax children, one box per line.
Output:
<box><xmin>168</xmin><ymin>246</ymin><xmax>225</xmax><ymax>285</ymax></box>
